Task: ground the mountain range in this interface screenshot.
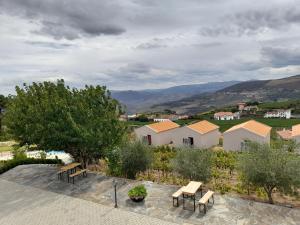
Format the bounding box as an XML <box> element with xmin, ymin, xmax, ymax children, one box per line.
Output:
<box><xmin>151</xmin><ymin>75</ymin><xmax>300</xmax><ymax>114</ymax></box>
<box><xmin>111</xmin><ymin>81</ymin><xmax>239</xmax><ymax>113</ymax></box>
<box><xmin>112</xmin><ymin>75</ymin><xmax>300</xmax><ymax>114</ymax></box>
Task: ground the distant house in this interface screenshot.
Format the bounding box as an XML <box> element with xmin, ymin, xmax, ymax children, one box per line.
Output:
<box><xmin>223</xmin><ymin>120</ymin><xmax>271</xmax><ymax>151</ymax></box>
<box><xmin>292</xmin><ymin>124</ymin><xmax>300</xmax><ymax>143</ymax></box>
<box><xmin>134</xmin><ymin>120</ymin><xmax>179</xmax><ymax>146</ymax></box>
<box><xmin>153</xmin><ymin>118</ymin><xmax>171</xmax><ymax>122</ymax></box>
<box><xmin>264</xmin><ymin>109</ymin><xmax>291</xmax><ymax>119</ymax></box>
<box><xmin>214</xmin><ymin>112</ymin><xmax>240</xmax><ymax>120</ymax></box>
<box><xmin>119</xmin><ymin>115</ymin><xmax>128</xmax><ymax>121</ymax></box>
<box><xmin>127</xmin><ymin>114</ymin><xmax>138</xmax><ymax>120</ymax></box>
<box><xmin>244</xmin><ymin>105</ymin><xmax>258</xmax><ymax>111</ymax></box>
<box><xmin>153</xmin><ymin>114</ymin><xmax>179</xmax><ymax>122</ymax></box>
<box><xmin>172</xmin><ymin>120</ymin><xmax>220</xmax><ymax>148</ymax></box>
<box><xmin>238</xmin><ymin>102</ymin><xmax>246</xmax><ymax>111</ymax></box>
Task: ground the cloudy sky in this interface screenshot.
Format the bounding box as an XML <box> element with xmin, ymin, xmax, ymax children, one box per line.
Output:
<box><xmin>0</xmin><ymin>0</ymin><xmax>300</xmax><ymax>94</ymax></box>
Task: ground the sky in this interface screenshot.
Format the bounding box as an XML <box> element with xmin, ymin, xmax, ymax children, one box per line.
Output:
<box><xmin>0</xmin><ymin>0</ymin><xmax>300</xmax><ymax>95</ymax></box>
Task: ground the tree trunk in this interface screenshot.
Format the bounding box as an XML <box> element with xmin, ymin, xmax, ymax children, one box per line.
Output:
<box><xmin>264</xmin><ymin>187</ymin><xmax>274</xmax><ymax>204</ymax></box>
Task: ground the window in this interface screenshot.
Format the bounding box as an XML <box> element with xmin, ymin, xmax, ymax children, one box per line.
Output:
<box><xmin>142</xmin><ymin>135</ymin><xmax>152</xmax><ymax>145</ymax></box>
<box><xmin>183</xmin><ymin>137</ymin><xmax>194</xmax><ymax>147</ymax></box>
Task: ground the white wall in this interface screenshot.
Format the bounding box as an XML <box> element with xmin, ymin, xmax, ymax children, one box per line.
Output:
<box><xmin>172</xmin><ymin>127</ymin><xmax>220</xmax><ymax>149</ymax></box>
<box><xmin>223</xmin><ymin>128</ymin><xmax>270</xmax><ymax>151</ymax></box>
<box><xmin>293</xmin><ymin>135</ymin><xmax>300</xmax><ymax>144</ymax></box>
<box><xmin>134</xmin><ymin>126</ymin><xmax>176</xmax><ymax>146</ymax></box>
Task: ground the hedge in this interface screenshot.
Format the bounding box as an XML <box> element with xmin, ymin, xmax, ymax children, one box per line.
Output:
<box><xmin>0</xmin><ymin>158</ymin><xmax>62</xmax><ymax>174</ymax></box>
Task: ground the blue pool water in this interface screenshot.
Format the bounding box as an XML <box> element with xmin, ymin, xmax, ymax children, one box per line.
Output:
<box><xmin>47</xmin><ymin>150</ymin><xmax>65</xmax><ymax>155</ymax></box>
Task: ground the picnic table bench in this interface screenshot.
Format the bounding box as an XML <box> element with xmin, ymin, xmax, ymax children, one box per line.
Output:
<box><xmin>69</xmin><ymin>169</ymin><xmax>87</xmax><ymax>184</ymax></box>
<box><xmin>199</xmin><ymin>190</ymin><xmax>214</xmax><ymax>214</ymax></box>
<box><xmin>182</xmin><ymin>181</ymin><xmax>203</xmax><ymax>211</ymax></box>
<box><xmin>172</xmin><ymin>186</ymin><xmax>185</xmax><ymax>207</ymax></box>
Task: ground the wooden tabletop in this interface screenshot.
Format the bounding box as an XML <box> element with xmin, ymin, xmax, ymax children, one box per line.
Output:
<box><xmin>61</xmin><ymin>162</ymin><xmax>81</xmax><ymax>171</ymax></box>
<box><xmin>182</xmin><ymin>181</ymin><xmax>202</xmax><ymax>195</ymax></box>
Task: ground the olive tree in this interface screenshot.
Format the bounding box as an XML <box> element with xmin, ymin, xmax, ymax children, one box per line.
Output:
<box><xmin>237</xmin><ymin>141</ymin><xmax>300</xmax><ymax>204</ymax></box>
<box><xmin>120</xmin><ymin>141</ymin><xmax>153</xmax><ymax>179</ymax></box>
<box><xmin>172</xmin><ymin>148</ymin><xmax>213</xmax><ymax>182</ymax></box>
<box><xmin>5</xmin><ymin>80</ymin><xmax>127</xmax><ymax>167</ymax></box>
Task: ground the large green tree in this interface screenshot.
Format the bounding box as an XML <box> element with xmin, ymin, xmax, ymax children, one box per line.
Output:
<box><xmin>238</xmin><ymin>142</ymin><xmax>300</xmax><ymax>204</ymax></box>
<box><xmin>4</xmin><ymin>80</ymin><xmax>127</xmax><ymax>167</ymax></box>
<box><xmin>0</xmin><ymin>94</ymin><xmax>9</xmax><ymax>134</ymax></box>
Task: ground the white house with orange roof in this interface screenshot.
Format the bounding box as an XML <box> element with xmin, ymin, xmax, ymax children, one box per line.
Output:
<box><xmin>172</xmin><ymin>120</ymin><xmax>221</xmax><ymax>148</ymax></box>
<box><xmin>134</xmin><ymin>120</ymin><xmax>179</xmax><ymax>146</ymax></box>
<box><xmin>223</xmin><ymin>120</ymin><xmax>271</xmax><ymax>151</ymax></box>
<box><xmin>292</xmin><ymin>124</ymin><xmax>300</xmax><ymax>143</ymax></box>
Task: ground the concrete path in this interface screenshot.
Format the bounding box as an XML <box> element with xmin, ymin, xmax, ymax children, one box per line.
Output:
<box><xmin>0</xmin><ymin>179</ymin><xmax>176</xmax><ymax>225</ymax></box>
<box><xmin>1</xmin><ymin>165</ymin><xmax>300</xmax><ymax>225</ymax></box>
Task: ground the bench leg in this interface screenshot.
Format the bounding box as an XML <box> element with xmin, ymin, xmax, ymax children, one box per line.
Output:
<box><xmin>193</xmin><ymin>195</ymin><xmax>196</xmax><ymax>211</ymax></box>
<box><xmin>72</xmin><ymin>176</ymin><xmax>75</xmax><ymax>184</ymax></box>
<box><xmin>212</xmin><ymin>194</ymin><xmax>215</xmax><ymax>204</ymax></box>
<box><xmin>204</xmin><ymin>204</ymin><xmax>207</xmax><ymax>214</ymax></box>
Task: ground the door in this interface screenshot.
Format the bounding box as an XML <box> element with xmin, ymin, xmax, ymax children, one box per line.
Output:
<box><xmin>188</xmin><ymin>137</ymin><xmax>194</xmax><ymax>146</ymax></box>
<box><xmin>147</xmin><ymin>135</ymin><xmax>152</xmax><ymax>145</ymax></box>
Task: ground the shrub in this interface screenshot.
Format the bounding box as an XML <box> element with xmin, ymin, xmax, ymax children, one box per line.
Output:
<box><xmin>120</xmin><ymin>141</ymin><xmax>153</xmax><ymax>179</ymax></box>
<box><xmin>128</xmin><ymin>185</ymin><xmax>147</xmax><ymax>198</ymax></box>
<box><xmin>172</xmin><ymin>148</ymin><xmax>213</xmax><ymax>182</ymax></box>
<box><xmin>0</xmin><ymin>158</ymin><xmax>62</xmax><ymax>174</ymax></box>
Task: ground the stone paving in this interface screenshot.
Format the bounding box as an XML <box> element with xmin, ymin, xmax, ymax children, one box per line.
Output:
<box><xmin>1</xmin><ymin>165</ymin><xmax>300</xmax><ymax>225</ymax></box>
<box><xmin>0</xmin><ymin>179</ymin><xmax>176</xmax><ymax>225</ymax></box>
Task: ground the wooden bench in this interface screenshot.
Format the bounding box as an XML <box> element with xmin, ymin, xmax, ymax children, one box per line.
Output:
<box><xmin>57</xmin><ymin>168</ymin><xmax>68</xmax><ymax>180</ymax></box>
<box><xmin>68</xmin><ymin>169</ymin><xmax>87</xmax><ymax>184</ymax></box>
<box><xmin>198</xmin><ymin>190</ymin><xmax>214</xmax><ymax>214</ymax></box>
<box><xmin>172</xmin><ymin>186</ymin><xmax>185</xmax><ymax>207</ymax></box>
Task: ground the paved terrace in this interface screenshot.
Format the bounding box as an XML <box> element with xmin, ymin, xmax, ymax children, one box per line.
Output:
<box><xmin>1</xmin><ymin>165</ymin><xmax>300</xmax><ymax>225</ymax></box>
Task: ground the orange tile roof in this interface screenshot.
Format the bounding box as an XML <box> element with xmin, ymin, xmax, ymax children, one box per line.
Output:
<box><xmin>292</xmin><ymin>124</ymin><xmax>300</xmax><ymax>137</ymax></box>
<box><xmin>147</xmin><ymin>120</ymin><xmax>179</xmax><ymax>133</ymax></box>
<box><xmin>187</xmin><ymin>120</ymin><xmax>219</xmax><ymax>134</ymax></box>
<box><xmin>224</xmin><ymin>120</ymin><xmax>271</xmax><ymax>137</ymax></box>
<box><xmin>277</xmin><ymin>129</ymin><xmax>292</xmax><ymax>140</ymax></box>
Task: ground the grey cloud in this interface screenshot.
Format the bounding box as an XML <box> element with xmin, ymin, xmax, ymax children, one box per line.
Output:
<box><xmin>25</xmin><ymin>41</ymin><xmax>74</xmax><ymax>49</ymax></box>
<box><xmin>261</xmin><ymin>46</ymin><xmax>300</xmax><ymax>68</ymax></box>
<box><xmin>200</xmin><ymin>7</ymin><xmax>300</xmax><ymax>37</ymax></box>
<box><xmin>0</xmin><ymin>0</ymin><xmax>126</xmax><ymax>40</ymax></box>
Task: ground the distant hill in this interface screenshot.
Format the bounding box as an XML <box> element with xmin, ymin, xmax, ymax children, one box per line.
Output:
<box><xmin>151</xmin><ymin>75</ymin><xmax>300</xmax><ymax>114</ymax></box>
<box><xmin>111</xmin><ymin>81</ymin><xmax>240</xmax><ymax>113</ymax></box>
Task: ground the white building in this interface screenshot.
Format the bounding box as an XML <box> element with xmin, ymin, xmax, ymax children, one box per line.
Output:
<box><xmin>264</xmin><ymin>109</ymin><xmax>291</xmax><ymax>119</ymax></box>
<box><xmin>134</xmin><ymin>120</ymin><xmax>179</xmax><ymax>146</ymax></box>
<box><xmin>172</xmin><ymin>120</ymin><xmax>220</xmax><ymax>148</ymax></box>
<box><xmin>223</xmin><ymin>120</ymin><xmax>271</xmax><ymax>151</ymax></box>
<box><xmin>292</xmin><ymin>124</ymin><xmax>300</xmax><ymax>143</ymax></box>
<box><xmin>153</xmin><ymin>118</ymin><xmax>171</xmax><ymax>122</ymax></box>
<box><xmin>214</xmin><ymin>112</ymin><xmax>240</xmax><ymax>120</ymax></box>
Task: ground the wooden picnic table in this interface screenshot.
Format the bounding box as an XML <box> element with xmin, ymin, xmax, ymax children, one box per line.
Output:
<box><xmin>182</xmin><ymin>181</ymin><xmax>203</xmax><ymax>211</ymax></box>
<box><xmin>57</xmin><ymin>163</ymin><xmax>81</xmax><ymax>180</ymax></box>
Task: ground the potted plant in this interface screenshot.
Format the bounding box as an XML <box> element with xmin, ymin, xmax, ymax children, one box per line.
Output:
<box><xmin>128</xmin><ymin>184</ymin><xmax>147</xmax><ymax>202</ymax></box>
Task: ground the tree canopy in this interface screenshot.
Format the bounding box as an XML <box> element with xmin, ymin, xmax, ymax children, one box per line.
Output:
<box><xmin>4</xmin><ymin>80</ymin><xmax>127</xmax><ymax>167</ymax></box>
<box><xmin>172</xmin><ymin>148</ymin><xmax>213</xmax><ymax>182</ymax></box>
<box><xmin>237</xmin><ymin>141</ymin><xmax>300</xmax><ymax>204</ymax></box>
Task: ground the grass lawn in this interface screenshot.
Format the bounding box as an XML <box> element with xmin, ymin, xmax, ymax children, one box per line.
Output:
<box><xmin>0</xmin><ymin>146</ymin><xmax>14</xmax><ymax>153</ymax></box>
<box><xmin>126</xmin><ymin>118</ymin><xmax>300</xmax><ymax>132</ymax></box>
